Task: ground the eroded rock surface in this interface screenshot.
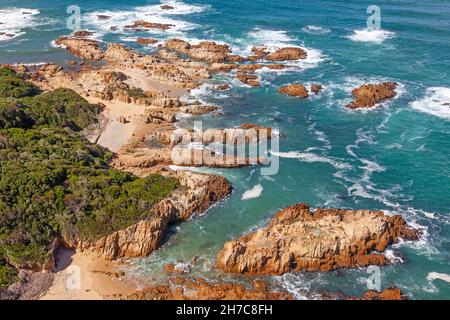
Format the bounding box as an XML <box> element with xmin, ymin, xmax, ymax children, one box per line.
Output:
<box><xmin>64</xmin><ymin>171</ymin><xmax>231</xmax><ymax>260</ymax></box>
<box><xmin>347</xmin><ymin>82</ymin><xmax>398</xmax><ymax>109</ymax></box>
<box><xmin>216</xmin><ymin>203</ymin><xmax>419</xmax><ymax>275</ymax></box>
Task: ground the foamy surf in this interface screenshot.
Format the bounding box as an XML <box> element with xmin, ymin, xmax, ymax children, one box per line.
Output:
<box><xmin>347</xmin><ymin>28</ymin><xmax>395</xmax><ymax>44</ymax></box>
<box><xmin>0</xmin><ymin>8</ymin><xmax>40</xmax><ymax>42</ymax></box>
<box><xmin>271</xmin><ymin>151</ymin><xmax>352</xmax><ymax>170</ymax></box>
<box><xmin>426</xmin><ymin>272</ymin><xmax>450</xmax><ymax>284</ymax></box>
<box><xmin>410</xmin><ymin>87</ymin><xmax>450</xmax><ymax>121</ymax></box>
<box><xmin>241</xmin><ymin>184</ymin><xmax>263</xmax><ymax>200</ymax></box>
<box><xmin>83</xmin><ymin>1</ymin><xmax>205</xmax><ymax>38</ymax></box>
<box><xmin>302</xmin><ymin>25</ymin><xmax>331</xmax><ymax>34</ymax></box>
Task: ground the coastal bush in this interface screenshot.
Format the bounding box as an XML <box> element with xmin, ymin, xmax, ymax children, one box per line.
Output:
<box><xmin>19</xmin><ymin>88</ymin><xmax>101</xmax><ymax>131</ymax></box>
<box><xmin>0</xmin><ymin>70</ymin><xmax>180</xmax><ymax>283</ymax></box>
<box><xmin>0</xmin><ymin>99</ymin><xmax>33</xmax><ymax>129</ymax></box>
<box><xmin>0</xmin><ymin>74</ymin><xmax>39</xmax><ymax>99</ymax></box>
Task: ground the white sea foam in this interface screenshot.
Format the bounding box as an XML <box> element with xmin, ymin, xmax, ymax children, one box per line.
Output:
<box><xmin>271</xmin><ymin>151</ymin><xmax>351</xmax><ymax>170</ymax></box>
<box><xmin>241</xmin><ymin>184</ymin><xmax>263</xmax><ymax>200</ymax></box>
<box><xmin>83</xmin><ymin>1</ymin><xmax>206</xmax><ymax>39</ymax></box>
<box><xmin>410</xmin><ymin>87</ymin><xmax>450</xmax><ymax>121</ymax></box>
<box><xmin>427</xmin><ymin>272</ymin><xmax>450</xmax><ymax>284</ymax></box>
<box><xmin>0</xmin><ymin>8</ymin><xmax>40</xmax><ymax>42</ymax></box>
<box><xmin>302</xmin><ymin>25</ymin><xmax>331</xmax><ymax>34</ymax></box>
<box><xmin>347</xmin><ymin>28</ymin><xmax>395</xmax><ymax>44</ymax></box>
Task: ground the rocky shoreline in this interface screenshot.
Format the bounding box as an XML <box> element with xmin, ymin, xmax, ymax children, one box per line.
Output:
<box><xmin>1</xmin><ymin>27</ymin><xmax>418</xmax><ymax>300</ymax></box>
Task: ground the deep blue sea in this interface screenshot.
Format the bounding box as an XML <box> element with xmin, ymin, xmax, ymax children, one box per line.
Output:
<box><xmin>1</xmin><ymin>0</ymin><xmax>449</xmax><ymax>299</ymax></box>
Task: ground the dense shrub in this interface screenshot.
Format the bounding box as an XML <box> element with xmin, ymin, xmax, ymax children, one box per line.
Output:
<box><xmin>0</xmin><ymin>99</ymin><xmax>33</xmax><ymax>129</ymax></box>
<box><xmin>0</xmin><ymin>75</ymin><xmax>39</xmax><ymax>99</ymax></box>
<box><xmin>0</xmin><ymin>69</ymin><xmax>179</xmax><ymax>287</ymax></box>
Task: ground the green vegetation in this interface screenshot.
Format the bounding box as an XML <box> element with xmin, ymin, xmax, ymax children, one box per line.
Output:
<box><xmin>0</xmin><ymin>67</ymin><xmax>179</xmax><ymax>288</ymax></box>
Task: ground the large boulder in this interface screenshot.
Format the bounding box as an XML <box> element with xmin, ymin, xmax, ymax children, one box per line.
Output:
<box><xmin>215</xmin><ymin>203</ymin><xmax>419</xmax><ymax>275</ymax></box>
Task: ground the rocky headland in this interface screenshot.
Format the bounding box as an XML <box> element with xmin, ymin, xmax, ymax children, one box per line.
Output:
<box><xmin>215</xmin><ymin>203</ymin><xmax>419</xmax><ymax>275</ymax></box>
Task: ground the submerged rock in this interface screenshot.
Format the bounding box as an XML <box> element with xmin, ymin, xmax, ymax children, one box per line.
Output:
<box><xmin>215</xmin><ymin>203</ymin><xmax>419</xmax><ymax>275</ymax></box>
<box><xmin>346</xmin><ymin>82</ymin><xmax>398</xmax><ymax>109</ymax></box>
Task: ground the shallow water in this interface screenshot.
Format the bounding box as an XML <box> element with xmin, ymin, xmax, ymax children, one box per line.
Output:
<box><xmin>1</xmin><ymin>0</ymin><xmax>449</xmax><ymax>299</ymax></box>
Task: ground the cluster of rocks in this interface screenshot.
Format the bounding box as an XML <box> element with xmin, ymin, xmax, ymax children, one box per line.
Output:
<box><xmin>278</xmin><ymin>83</ymin><xmax>322</xmax><ymax>99</ymax></box>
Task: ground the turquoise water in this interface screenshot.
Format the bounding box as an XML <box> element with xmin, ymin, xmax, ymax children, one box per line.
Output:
<box><xmin>1</xmin><ymin>0</ymin><xmax>449</xmax><ymax>299</ymax></box>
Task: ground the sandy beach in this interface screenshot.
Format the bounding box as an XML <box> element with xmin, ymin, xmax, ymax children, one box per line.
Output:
<box><xmin>40</xmin><ymin>250</ymin><xmax>137</xmax><ymax>300</ymax></box>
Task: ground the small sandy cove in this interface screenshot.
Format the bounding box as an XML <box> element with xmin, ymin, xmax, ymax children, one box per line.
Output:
<box><xmin>40</xmin><ymin>250</ymin><xmax>137</xmax><ymax>300</ymax></box>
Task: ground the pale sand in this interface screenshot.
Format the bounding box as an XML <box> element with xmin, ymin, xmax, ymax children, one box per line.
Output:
<box><xmin>86</xmin><ymin>97</ymin><xmax>147</xmax><ymax>152</ymax></box>
<box><xmin>40</xmin><ymin>250</ymin><xmax>137</xmax><ymax>300</ymax></box>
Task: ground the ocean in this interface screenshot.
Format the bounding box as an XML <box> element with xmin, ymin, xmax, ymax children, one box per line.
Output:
<box><xmin>1</xmin><ymin>0</ymin><xmax>449</xmax><ymax>299</ymax></box>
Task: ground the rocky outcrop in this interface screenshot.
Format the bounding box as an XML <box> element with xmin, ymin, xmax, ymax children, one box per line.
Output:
<box><xmin>160</xmin><ymin>5</ymin><xmax>174</xmax><ymax>10</ymax></box>
<box><xmin>266</xmin><ymin>47</ymin><xmax>307</xmax><ymax>61</ymax></box>
<box><xmin>54</xmin><ymin>37</ymin><xmax>104</xmax><ymax>60</ymax></box>
<box><xmin>124</xmin><ymin>20</ymin><xmax>174</xmax><ymax>30</ymax></box>
<box><xmin>124</xmin><ymin>278</ymin><xmax>293</xmax><ymax>300</ymax></box>
<box><xmin>64</xmin><ymin>171</ymin><xmax>232</xmax><ymax>260</ymax></box>
<box><xmin>215</xmin><ymin>203</ymin><xmax>419</xmax><ymax>275</ymax></box>
<box><xmin>346</xmin><ymin>82</ymin><xmax>398</xmax><ymax>109</ymax></box>
<box><xmin>164</xmin><ymin>39</ymin><xmax>243</xmax><ymax>64</ymax></box>
<box><xmin>278</xmin><ymin>84</ymin><xmax>309</xmax><ymax>98</ymax></box>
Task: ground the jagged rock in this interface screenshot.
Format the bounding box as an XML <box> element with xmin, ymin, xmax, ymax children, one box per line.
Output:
<box><xmin>215</xmin><ymin>203</ymin><xmax>419</xmax><ymax>275</ymax></box>
<box><xmin>137</xmin><ymin>38</ymin><xmax>158</xmax><ymax>45</ymax></box>
<box><xmin>278</xmin><ymin>84</ymin><xmax>309</xmax><ymax>98</ymax></box>
<box><xmin>266</xmin><ymin>47</ymin><xmax>307</xmax><ymax>61</ymax></box>
<box><xmin>188</xmin><ymin>41</ymin><xmax>231</xmax><ymax>63</ymax></box>
<box><xmin>160</xmin><ymin>5</ymin><xmax>174</xmax><ymax>10</ymax></box>
<box><xmin>346</xmin><ymin>82</ymin><xmax>398</xmax><ymax>109</ymax></box>
<box><xmin>63</xmin><ymin>172</ymin><xmax>231</xmax><ymax>260</ymax></box>
<box><xmin>311</xmin><ymin>83</ymin><xmax>322</xmax><ymax>94</ymax></box>
<box><xmin>124</xmin><ymin>278</ymin><xmax>293</xmax><ymax>300</ymax></box>
<box><xmin>55</xmin><ymin>37</ymin><xmax>104</xmax><ymax>60</ymax></box>
<box><xmin>125</xmin><ymin>20</ymin><xmax>174</xmax><ymax>30</ymax></box>
<box><xmin>237</xmin><ymin>73</ymin><xmax>260</xmax><ymax>87</ymax></box>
